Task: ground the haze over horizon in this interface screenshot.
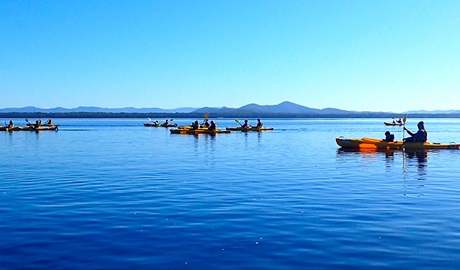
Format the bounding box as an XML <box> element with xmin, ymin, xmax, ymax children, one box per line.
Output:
<box><xmin>1</xmin><ymin>1</ymin><xmax>459</xmax><ymax>112</ymax></box>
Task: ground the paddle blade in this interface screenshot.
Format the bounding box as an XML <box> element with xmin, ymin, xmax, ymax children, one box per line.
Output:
<box><xmin>403</xmin><ymin>114</ymin><xmax>407</xmax><ymax>124</ymax></box>
<box><xmin>204</xmin><ymin>113</ymin><xmax>209</xmax><ymax>119</ymax></box>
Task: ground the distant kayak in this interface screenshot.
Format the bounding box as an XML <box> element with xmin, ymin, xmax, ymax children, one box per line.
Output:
<box><xmin>35</xmin><ymin>126</ymin><xmax>59</xmax><ymax>131</ymax></box>
<box><xmin>226</xmin><ymin>126</ymin><xmax>274</xmax><ymax>132</ymax></box>
<box><xmin>384</xmin><ymin>122</ymin><xmax>404</xmax><ymax>126</ymax></box>
<box><xmin>336</xmin><ymin>137</ymin><xmax>460</xmax><ymax>150</ymax></box>
<box><xmin>170</xmin><ymin>128</ymin><xmax>231</xmax><ymax>135</ymax></box>
<box><xmin>0</xmin><ymin>126</ymin><xmax>33</xmax><ymax>131</ymax></box>
<box><xmin>143</xmin><ymin>123</ymin><xmax>178</xmax><ymax>127</ymax></box>
<box><xmin>27</xmin><ymin>123</ymin><xmax>60</xmax><ymax>127</ymax></box>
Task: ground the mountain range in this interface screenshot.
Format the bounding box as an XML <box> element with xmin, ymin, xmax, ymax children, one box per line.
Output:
<box><xmin>0</xmin><ymin>101</ymin><xmax>368</xmax><ymax>114</ymax></box>
<box><xmin>0</xmin><ymin>101</ymin><xmax>458</xmax><ymax>115</ymax></box>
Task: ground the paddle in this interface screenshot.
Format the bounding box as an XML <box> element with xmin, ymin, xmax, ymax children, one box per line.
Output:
<box><xmin>402</xmin><ymin>114</ymin><xmax>407</xmax><ymax>142</ymax></box>
<box><xmin>235</xmin><ymin>119</ymin><xmax>243</xmax><ymax>127</ymax></box>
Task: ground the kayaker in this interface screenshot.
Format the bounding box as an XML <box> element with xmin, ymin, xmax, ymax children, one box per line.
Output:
<box><xmin>404</xmin><ymin>121</ymin><xmax>428</xmax><ymax>143</ymax></box>
<box><xmin>242</xmin><ymin>120</ymin><xmax>251</xmax><ymax>128</ymax></box>
<box><xmin>256</xmin><ymin>118</ymin><xmax>263</xmax><ymax>128</ymax></box>
<box><xmin>383</xmin><ymin>131</ymin><xmax>395</xmax><ymax>142</ymax></box>
<box><xmin>191</xmin><ymin>120</ymin><xmax>199</xmax><ymax>130</ymax></box>
<box><xmin>208</xmin><ymin>120</ymin><xmax>216</xmax><ymax>131</ymax></box>
<box><xmin>163</xmin><ymin>119</ymin><xmax>170</xmax><ymax>126</ymax></box>
<box><xmin>45</xmin><ymin>119</ymin><xmax>53</xmax><ymax>125</ymax></box>
<box><xmin>202</xmin><ymin>119</ymin><xmax>210</xmax><ymax>127</ymax></box>
<box><xmin>7</xmin><ymin>120</ymin><xmax>14</xmax><ymax>128</ymax></box>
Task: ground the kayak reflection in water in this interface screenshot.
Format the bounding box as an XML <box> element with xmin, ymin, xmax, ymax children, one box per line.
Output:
<box><xmin>404</xmin><ymin>121</ymin><xmax>428</xmax><ymax>143</ymax></box>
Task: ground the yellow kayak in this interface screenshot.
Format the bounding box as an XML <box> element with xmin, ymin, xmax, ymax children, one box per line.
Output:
<box><xmin>336</xmin><ymin>137</ymin><xmax>460</xmax><ymax>150</ymax></box>
<box><xmin>225</xmin><ymin>126</ymin><xmax>274</xmax><ymax>132</ymax></box>
<box><xmin>170</xmin><ymin>128</ymin><xmax>231</xmax><ymax>135</ymax></box>
<box><xmin>0</xmin><ymin>125</ymin><xmax>58</xmax><ymax>132</ymax></box>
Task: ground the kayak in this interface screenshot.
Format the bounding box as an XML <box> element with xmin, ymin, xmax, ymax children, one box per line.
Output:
<box><xmin>0</xmin><ymin>126</ymin><xmax>34</xmax><ymax>131</ymax></box>
<box><xmin>27</xmin><ymin>123</ymin><xmax>60</xmax><ymax>127</ymax></box>
<box><xmin>0</xmin><ymin>126</ymin><xmax>58</xmax><ymax>132</ymax></box>
<box><xmin>336</xmin><ymin>137</ymin><xmax>460</xmax><ymax>150</ymax></box>
<box><xmin>384</xmin><ymin>122</ymin><xmax>403</xmax><ymax>126</ymax></box>
<box><xmin>170</xmin><ymin>128</ymin><xmax>231</xmax><ymax>135</ymax></box>
<box><xmin>226</xmin><ymin>126</ymin><xmax>274</xmax><ymax>132</ymax></box>
<box><xmin>35</xmin><ymin>126</ymin><xmax>59</xmax><ymax>131</ymax></box>
<box><xmin>143</xmin><ymin>123</ymin><xmax>178</xmax><ymax>127</ymax></box>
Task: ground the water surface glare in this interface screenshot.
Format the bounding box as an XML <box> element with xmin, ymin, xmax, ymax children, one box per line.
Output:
<box><xmin>2</xmin><ymin>118</ymin><xmax>460</xmax><ymax>269</ymax></box>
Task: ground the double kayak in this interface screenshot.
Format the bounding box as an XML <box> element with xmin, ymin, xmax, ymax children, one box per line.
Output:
<box><xmin>170</xmin><ymin>128</ymin><xmax>231</xmax><ymax>135</ymax></box>
<box><xmin>226</xmin><ymin>126</ymin><xmax>274</xmax><ymax>132</ymax></box>
<box><xmin>27</xmin><ymin>123</ymin><xmax>60</xmax><ymax>127</ymax></box>
<box><xmin>143</xmin><ymin>123</ymin><xmax>178</xmax><ymax>127</ymax></box>
<box><xmin>336</xmin><ymin>137</ymin><xmax>460</xmax><ymax>150</ymax></box>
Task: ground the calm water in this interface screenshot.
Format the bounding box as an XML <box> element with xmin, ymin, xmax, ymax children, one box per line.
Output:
<box><xmin>1</xmin><ymin>118</ymin><xmax>460</xmax><ymax>269</ymax></box>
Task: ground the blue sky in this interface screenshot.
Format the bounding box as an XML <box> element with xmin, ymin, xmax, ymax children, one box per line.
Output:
<box><xmin>1</xmin><ymin>0</ymin><xmax>459</xmax><ymax>112</ymax></box>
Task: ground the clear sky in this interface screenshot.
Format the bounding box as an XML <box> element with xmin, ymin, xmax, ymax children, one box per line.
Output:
<box><xmin>1</xmin><ymin>0</ymin><xmax>459</xmax><ymax>112</ymax></box>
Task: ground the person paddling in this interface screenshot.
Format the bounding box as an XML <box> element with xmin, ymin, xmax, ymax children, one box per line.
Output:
<box><xmin>208</xmin><ymin>120</ymin><xmax>216</xmax><ymax>131</ymax></box>
<box><xmin>242</xmin><ymin>120</ymin><xmax>251</xmax><ymax>128</ymax></box>
<box><xmin>191</xmin><ymin>120</ymin><xmax>200</xmax><ymax>130</ymax></box>
<box><xmin>383</xmin><ymin>131</ymin><xmax>395</xmax><ymax>142</ymax></box>
<box><xmin>404</xmin><ymin>121</ymin><xmax>428</xmax><ymax>143</ymax></box>
<box><xmin>256</xmin><ymin>118</ymin><xmax>263</xmax><ymax>128</ymax></box>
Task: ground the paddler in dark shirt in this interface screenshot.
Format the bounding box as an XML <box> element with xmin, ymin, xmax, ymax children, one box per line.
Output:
<box><xmin>208</xmin><ymin>120</ymin><xmax>216</xmax><ymax>131</ymax></box>
<box><xmin>191</xmin><ymin>120</ymin><xmax>199</xmax><ymax>130</ymax></box>
<box><xmin>383</xmin><ymin>131</ymin><xmax>395</xmax><ymax>142</ymax></box>
<box><xmin>242</xmin><ymin>120</ymin><xmax>251</xmax><ymax>128</ymax></box>
<box><xmin>404</xmin><ymin>121</ymin><xmax>428</xmax><ymax>143</ymax></box>
<box><xmin>256</xmin><ymin>118</ymin><xmax>263</xmax><ymax>128</ymax></box>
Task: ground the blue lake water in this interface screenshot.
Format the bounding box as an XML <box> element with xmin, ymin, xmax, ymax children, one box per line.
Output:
<box><xmin>1</xmin><ymin>118</ymin><xmax>460</xmax><ymax>269</ymax></box>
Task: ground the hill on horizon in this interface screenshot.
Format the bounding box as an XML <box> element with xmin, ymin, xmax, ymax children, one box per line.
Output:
<box><xmin>0</xmin><ymin>102</ymin><xmax>458</xmax><ymax>115</ymax></box>
<box><xmin>192</xmin><ymin>101</ymin><xmax>356</xmax><ymax>115</ymax></box>
<box><xmin>1</xmin><ymin>102</ymin><xmax>347</xmax><ymax>114</ymax></box>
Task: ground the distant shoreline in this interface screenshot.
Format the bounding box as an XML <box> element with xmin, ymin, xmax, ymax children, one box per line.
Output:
<box><xmin>2</xmin><ymin>112</ymin><xmax>460</xmax><ymax>119</ymax></box>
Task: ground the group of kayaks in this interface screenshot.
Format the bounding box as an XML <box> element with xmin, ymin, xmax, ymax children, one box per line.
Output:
<box><xmin>144</xmin><ymin>118</ymin><xmax>274</xmax><ymax>135</ymax></box>
<box><xmin>1</xmin><ymin>120</ymin><xmax>59</xmax><ymax>132</ymax></box>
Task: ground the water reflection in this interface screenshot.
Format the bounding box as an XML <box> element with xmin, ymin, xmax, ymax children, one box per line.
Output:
<box><xmin>337</xmin><ymin>147</ymin><xmax>395</xmax><ymax>158</ymax></box>
<box><xmin>404</xmin><ymin>150</ymin><xmax>428</xmax><ymax>180</ymax></box>
<box><xmin>405</xmin><ymin>150</ymin><xmax>427</xmax><ymax>165</ymax></box>
<box><xmin>337</xmin><ymin>147</ymin><xmax>429</xmax><ymax>181</ymax></box>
